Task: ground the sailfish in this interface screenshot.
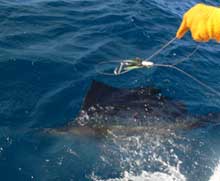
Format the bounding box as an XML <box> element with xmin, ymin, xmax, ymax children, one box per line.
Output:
<box><xmin>46</xmin><ymin>80</ymin><xmax>219</xmax><ymax>138</ymax></box>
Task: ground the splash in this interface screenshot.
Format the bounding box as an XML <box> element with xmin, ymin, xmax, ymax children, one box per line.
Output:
<box><xmin>209</xmin><ymin>161</ymin><xmax>220</xmax><ymax>181</ymax></box>
<box><xmin>91</xmin><ymin>133</ymin><xmax>186</xmax><ymax>181</ymax></box>
<box><xmin>92</xmin><ymin>170</ymin><xmax>186</xmax><ymax>181</ymax></box>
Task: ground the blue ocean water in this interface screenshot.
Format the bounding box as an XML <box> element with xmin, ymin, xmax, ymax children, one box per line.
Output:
<box><xmin>0</xmin><ymin>0</ymin><xmax>220</xmax><ymax>180</ymax></box>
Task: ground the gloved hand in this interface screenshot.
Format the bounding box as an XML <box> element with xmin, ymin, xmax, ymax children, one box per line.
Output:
<box><xmin>176</xmin><ymin>3</ymin><xmax>220</xmax><ymax>42</ymax></box>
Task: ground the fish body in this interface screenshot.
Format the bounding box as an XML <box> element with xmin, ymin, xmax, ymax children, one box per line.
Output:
<box><xmin>47</xmin><ymin>80</ymin><xmax>219</xmax><ymax>138</ymax></box>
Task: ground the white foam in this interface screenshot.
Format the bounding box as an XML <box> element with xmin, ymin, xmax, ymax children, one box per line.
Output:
<box><xmin>209</xmin><ymin>161</ymin><xmax>220</xmax><ymax>181</ymax></box>
<box><xmin>92</xmin><ymin>170</ymin><xmax>186</xmax><ymax>181</ymax></box>
<box><xmin>91</xmin><ymin>132</ymin><xmax>187</xmax><ymax>181</ymax></box>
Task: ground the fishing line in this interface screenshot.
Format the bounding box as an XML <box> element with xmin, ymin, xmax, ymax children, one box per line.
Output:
<box><xmin>96</xmin><ymin>37</ymin><xmax>177</xmax><ymax>76</ymax></box>
<box><xmin>96</xmin><ymin>37</ymin><xmax>220</xmax><ymax>97</ymax></box>
<box><xmin>172</xmin><ymin>45</ymin><xmax>199</xmax><ymax>66</ymax></box>
<box><xmin>96</xmin><ymin>37</ymin><xmax>197</xmax><ymax>76</ymax></box>
<box><xmin>153</xmin><ymin>64</ymin><xmax>220</xmax><ymax>97</ymax></box>
<box><xmin>96</xmin><ymin>60</ymin><xmax>132</xmax><ymax>76</ymax></box>
<box><xmin>145</xmin><ymin>37</ymin><xmax>177</xmax><ymax>61</ymax></box>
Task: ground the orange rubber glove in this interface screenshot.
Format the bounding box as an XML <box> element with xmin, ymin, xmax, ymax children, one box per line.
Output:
<box><xmin>176</xmin><ymin>3</ymin><xmax>220</xmax><ymax>42</ymax></box>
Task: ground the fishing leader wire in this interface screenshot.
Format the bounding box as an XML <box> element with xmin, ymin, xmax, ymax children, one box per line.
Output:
<box><xmin>95</xmin><ymin>37</ymin><xmax>220</xmax><ymax>97</ymax></box>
